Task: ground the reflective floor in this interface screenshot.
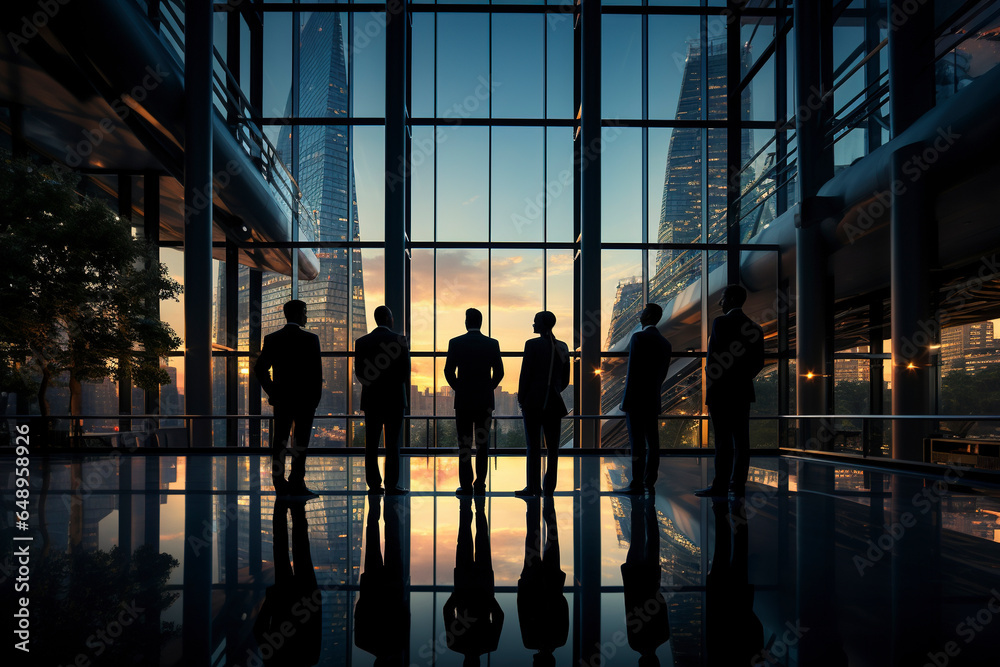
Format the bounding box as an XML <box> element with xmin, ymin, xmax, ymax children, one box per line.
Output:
<box><xmin>4</xmin><ymin>453</ymin><xmax>1000</xmax><ymax>666</ymax></box>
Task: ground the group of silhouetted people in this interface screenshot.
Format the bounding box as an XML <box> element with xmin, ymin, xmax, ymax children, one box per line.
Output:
<box><xmin>253</xmin><ymin>283</ymin><xmax>764</xmax><ymax>500</ymax></box>
<box><xmin>250</xmin><ymin>286</ymin><xmax>769</xmax><ymax>667</ymax></box>
<box><xmin>254</xmin><ymin>301</ymin><xmax>574</xmax><ymax>498</ymax></box>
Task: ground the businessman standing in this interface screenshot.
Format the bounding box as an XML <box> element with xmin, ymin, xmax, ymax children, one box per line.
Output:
<box><xmin>355</xmin><ymin>305</ymin><xmax>411</xmax><ymax>495</ymax></box>
<box><xmin>444</xmin><ymin>308</ymin><xmax>504</xmax><ymax>496</ymax></box>
<box><xmin>695</xmin><ymin>285</ymin><xmax>765</xmax><ymax>498</ymax></box>
<box><xmin>516</xmin><ymin>311</ymin><xmax>571</xmax><ymax>497</ymax></box>
<box><xmin>254</xmin><ymin>299</ymin><xmax>322</xmax><ymax>497</ymax></box>
<box><xmin>614</xmin><ymin>303</ymin><xmax>672</xmax><ymax>495</ymax></box>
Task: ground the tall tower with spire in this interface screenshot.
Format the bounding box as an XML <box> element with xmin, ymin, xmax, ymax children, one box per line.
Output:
<box><xmin>273</xmin><ymin>10</ymin><xmax>368</xmax><ymax>417</ymax></box>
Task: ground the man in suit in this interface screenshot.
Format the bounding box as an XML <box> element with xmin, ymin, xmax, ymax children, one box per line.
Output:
<box><xmin>695</xmin><ymin>285</ymin><xmax>765</xmax><ymax>498</ymax></box>
<box><xmin>516</xmin><ymin>311</ymin><xmax>571</xmax><ymax>497</ymax></box>
<box><xmin>355</xmin><ymin>305</ymin><xmax>410</xmax><ymax>495</ymax></box>
<box><xmin>254</xmin><ymin>299</ymin><xmax>322</xmax><ymax>497</ymax></box>
<box><xmin>614</xmin><ymin>303</ymin><xmax>672</xmax><ymax>495</ymax></box>
<box><xmin>444</xmin><ymin>308</ymin><xmax>504</xmax><ymax>496</ymax></box>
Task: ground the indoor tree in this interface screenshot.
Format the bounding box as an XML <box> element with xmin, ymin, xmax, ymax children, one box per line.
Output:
<box><xmin>0</xmin><ymin>152</ymin><xmax>182</xmax><ymax>437</ymax></box>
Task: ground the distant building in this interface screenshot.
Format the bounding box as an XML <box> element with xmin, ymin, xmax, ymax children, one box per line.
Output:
<box><xmin>941</xmin><ymin>322</ymin><xmax>996</xmax><ymax>374</ymax></box>
<box><xmin>835</xmin><ymin>346</ymin><xmax>871</xmax><ymax>382</ymax></box>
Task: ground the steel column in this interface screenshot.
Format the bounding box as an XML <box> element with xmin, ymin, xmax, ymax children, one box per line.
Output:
<box><xmin>182</xmin><ymin>0</ymin><xmax>215</xmax><ymax>663</ymax></box>
<box><xmin>793</xmin><ymin>0</ymin><xmax>835</xmax><ymax>447</ymax></box>
<box><xmin>385</xmin><ymin>0</ymin><xmax>407</xmax><ymax>324</ymax></box>
<box><xmin>579</xmin><ymin>0</ymin><xmax>602</xmax><ymax>448</ymax></box>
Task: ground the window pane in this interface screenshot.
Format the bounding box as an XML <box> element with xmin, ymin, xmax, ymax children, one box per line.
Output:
<box><xmin>601</xmin><ymin>250</ymin><xmax>643</xmax><ymax>351</ymax></box>
<box><xmin>546</xmin><ymin>127</ymin><xmax>575</xmax><ymax>242</ymax></box>
<box><xmin>491</xmin><ymin>250</ymin><xmax>544</xmax><ymax>352</ymax></box>
<box><xmin>358</xmin><ymin>248</ymin><xmax>384</xmax><ymax>348</ymax></box>
<box><xmin>437</xmin><ymin>13</ymin><xmax>490</xmax><ymax>119</ymax></box>
<box><xmin>706</xmin><ymin>128</ymin><xmax>728</xmax><ymax>244</ymax></box>
<box><xmin>649</xmin><ymin>250</ymin><xmax>702</xmax><ymax>352</ymax></box>
<box><xmin>492</xmin><ymin>126</ymin><xmax>544</xmax><ymax>242</ymax></box>
<box><xmin>409</xmin><ymin>249</ymin><xmax>435</xmax><ymax>352</ymax></box>
<box><xmin>602</xmin><ymin>15</ymin><xmax>642</xmax><ymax>119</ymax></box>
<box><xmin>436</xmin><ymin>249</ymin><xmax>489</xmax><ymax>352</ymax></box>
<box><xmin>547</xmin><ymin>249</ymin><xmax>575</xmax><ymax>347</ymax></box>
<box><xmin>547</xmin><ymin>11</ymin><xmax>574</xmax><ymax>119</ymax></box>
<box><xmin>649</xmin><ymin>15</ymin><xmax>701</xmax><ymax>121</ymax></box>
<box><xmin>263</xmin><ymin>13</ymin><xmax>292</xmax><ymax>118</ymax></box>
<box><xmin>492</xmin><ymin>14</ymin><xmax>544</xmax><ymax>118</ymax></box>
<box><xmin>602</xmin><ymin>127</ymin><xmax>642</xmax><ymax>243</ymax></box>
<box><xmin>351</xmin><ymin>11</ymin><xmax>386</xmax><ymax>118</ymax></box>
<box><xmin>353</xmin><ymin>125</ymin><xmax>385</xmax><ymax>242</ymax></box>
<box><xmin>297</xmin><ymin>12</ymin><xmax>350</xmax><ymax>119</ymax></box>
<box><xmin>707</xmin><ymin>15</ymin><xmax>729</xmax><ymax>120</ymax></box>
<box><xmin>160</xmin><ymin>248</ymin><xmax>185</xmax><ymax>345</ymax></box>
<box><xmin>436</xmin><ymin>127</ymin><xmax>489</xmax><ymax>241</ymax></box>
<box><xmin>410</xmin><ymin>125</ymin><xmax>436</xmax><ymax>242</ymax></box>
<box><xmin>410</xmin><ymin>13</ymin><xmax>435</xmax><ymax>118</ymax></box>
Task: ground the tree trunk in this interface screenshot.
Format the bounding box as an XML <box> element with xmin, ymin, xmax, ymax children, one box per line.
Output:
<box><xmin>69</xmin><ymin>368</ymin><xmax>83</xmax><ymax>437</ymax></box>
<box><xmin>37</xmin><ymin>361</ymin><xmax>50</xmax><ymax>418</ymax></box>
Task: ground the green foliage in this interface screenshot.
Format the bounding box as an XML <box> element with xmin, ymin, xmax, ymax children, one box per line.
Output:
<box><xmin>0</xmin><ymin>152</ymin><xmax>182</xmax><ymax>416</ymax></box>
<box><xmin>942</xmin><ymin>366</ymin><xmax>1000</xmax><ymax>416</ymax></box>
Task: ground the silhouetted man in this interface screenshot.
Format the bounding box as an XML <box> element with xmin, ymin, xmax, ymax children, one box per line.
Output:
<box><xmin>445</xmin><ymin>497</ymin><xmax>504</xmax><ymax>666</ymax></box>
<box><xmin>517</xmin><ymin>497</ymin><xmax>568</xmax><ymax>667</ymax></box>
<box><xmin>516</xmin><ymin>311</ymin><xmax>571</xmax><ymax>497</ymax></box>
<box><xmin>445</xmin><ymin>308</ymin><xmax>504</xmax><ymax>496</ymax></box>
<box><xmin>621</xmin><ymin>496</ymin><xmax>670</xmax><ymax>666</ymax></box>
<box><xmin>355</xmin><ymin>495</ymin><xmax>409</xmax><ymax>666</ymax></box>
<box><xmin>355</xmin><ymin>305</ymin><xmax>410</xmax><ymax>495</ymax></box>
<box><xmin>253</xmin><ymin>498</ymin><xmax>321</xmax><ymax>666</ymax></box>
<box><xmin>614</xmin><ymin>303</ymin><xmax>672</xmax><ymax>495</ymax></box>
<box><xmin>695</xmin><ymin>285</ymin><xmax>765</xmax><ymax>498</ymax></box>
<box><xmin>706</xmin><ymin>499</ymin><xmax>764</xmax><ymax>667</ymax></box>
<box><xmin>254</xmin><ymin>299</ymin><xmax>322</xmax><ymax>497</ymax></box>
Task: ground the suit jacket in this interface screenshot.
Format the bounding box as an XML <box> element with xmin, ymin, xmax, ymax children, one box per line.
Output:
<box><xmin>705</xmin><ymin>309</ymin><xmax>765</xmax><ymax>407</ymax></box>
<box><xmin>621</xmin><ymin>326</ymin><xmax>672</xmax><ymax>415</ymax></box>
<box><xmin>517</xmin><ymin>335</ymin><xmax>571</xmax><ymax>417</ymax></box>
<box><xmin>354</xmin><ymin>326</ymin><xmax>410</xmax><ymax>414</ymax></box>
<box><xmin>444</xmin><ymin>330</ymin><xmax>504</xmax><ymax>413</ymax></box>
<box><xmin>253</xmin><ymin>324</ymin><xmax>323</xmax><ymax>412</ymax></box>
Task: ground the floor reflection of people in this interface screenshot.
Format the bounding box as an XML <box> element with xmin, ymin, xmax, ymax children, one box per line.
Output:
<box><xmin>706</xmin><ymin>498</ymin><xmax>764</xmax><ymax>666</ymax></box>
<box><xmin>355</xmin><ymin>494</ymin><xmax>410</xmax><ymax>665</ymax></box>
<box><xmin>253</xmin><ymin>498</ymin><xmax>321</xmax><ymax>667</ymax></box>
<box><xmin>621</xmin><ymin>496</ymin><xmax>670</xmax><ymax>667</ymax></box>
<box><xmin>445</xmin><ymin>497</ymin><xmax>504</xmax><ymax>666</ymax></box>
<box><xmin>517</xmin><ymin>496</ymin><xmax>568</xmax><ymax>666</ymax></box>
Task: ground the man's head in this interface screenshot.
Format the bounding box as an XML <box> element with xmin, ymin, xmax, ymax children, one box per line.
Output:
<box><xmin>374</xmin><ymin>305</ymin><xmax>393</xmax><ymax>328</ymax></box>
<box><xmin>640</xmin><ymin>303</ymin><xmax>663</xmax><ymax>328</ymax></box>
<box><xmin>465</xmin><ymin>308</ymin><xmax>483</xmax><ymax>331</ymax></box>
<box><xmin>533</xmin><ymin>310</ymin><xmax>557</xmax><ymax>335</ymax></box>
<box><xmin>283</xmin><ymin>299</ymin><xmax>307</xmax><ymax>326</ymax></box>
<box><xmin>719</xmin><ymin>284</ymin><xmax>748</xmax><ymax>313</ymax></box>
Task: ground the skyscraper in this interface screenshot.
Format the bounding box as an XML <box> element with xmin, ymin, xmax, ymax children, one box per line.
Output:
<box><xmin>215</xmin><ymin>12</ymin><xmax>369</xmax><ymax>422</ymax></box>
<box><xmin>649</xmin><ymin>38</ymin><xmax>753</xmax><ymax>309</ymax></box>
<box><xmin>602</xmin><ymin>39</ymin><xmax>752</xmax><ymax>447</ymax></box>
<box><xmin>274</xmin><ymin>11</ymin><xmax>368</xmax><ymax>418</ymax></box>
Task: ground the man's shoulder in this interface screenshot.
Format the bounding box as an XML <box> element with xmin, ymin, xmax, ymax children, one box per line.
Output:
<box><xmin>292</xmin><ymin>326</ymin><xmax>319</xmax><ymax>341</ymax></box>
